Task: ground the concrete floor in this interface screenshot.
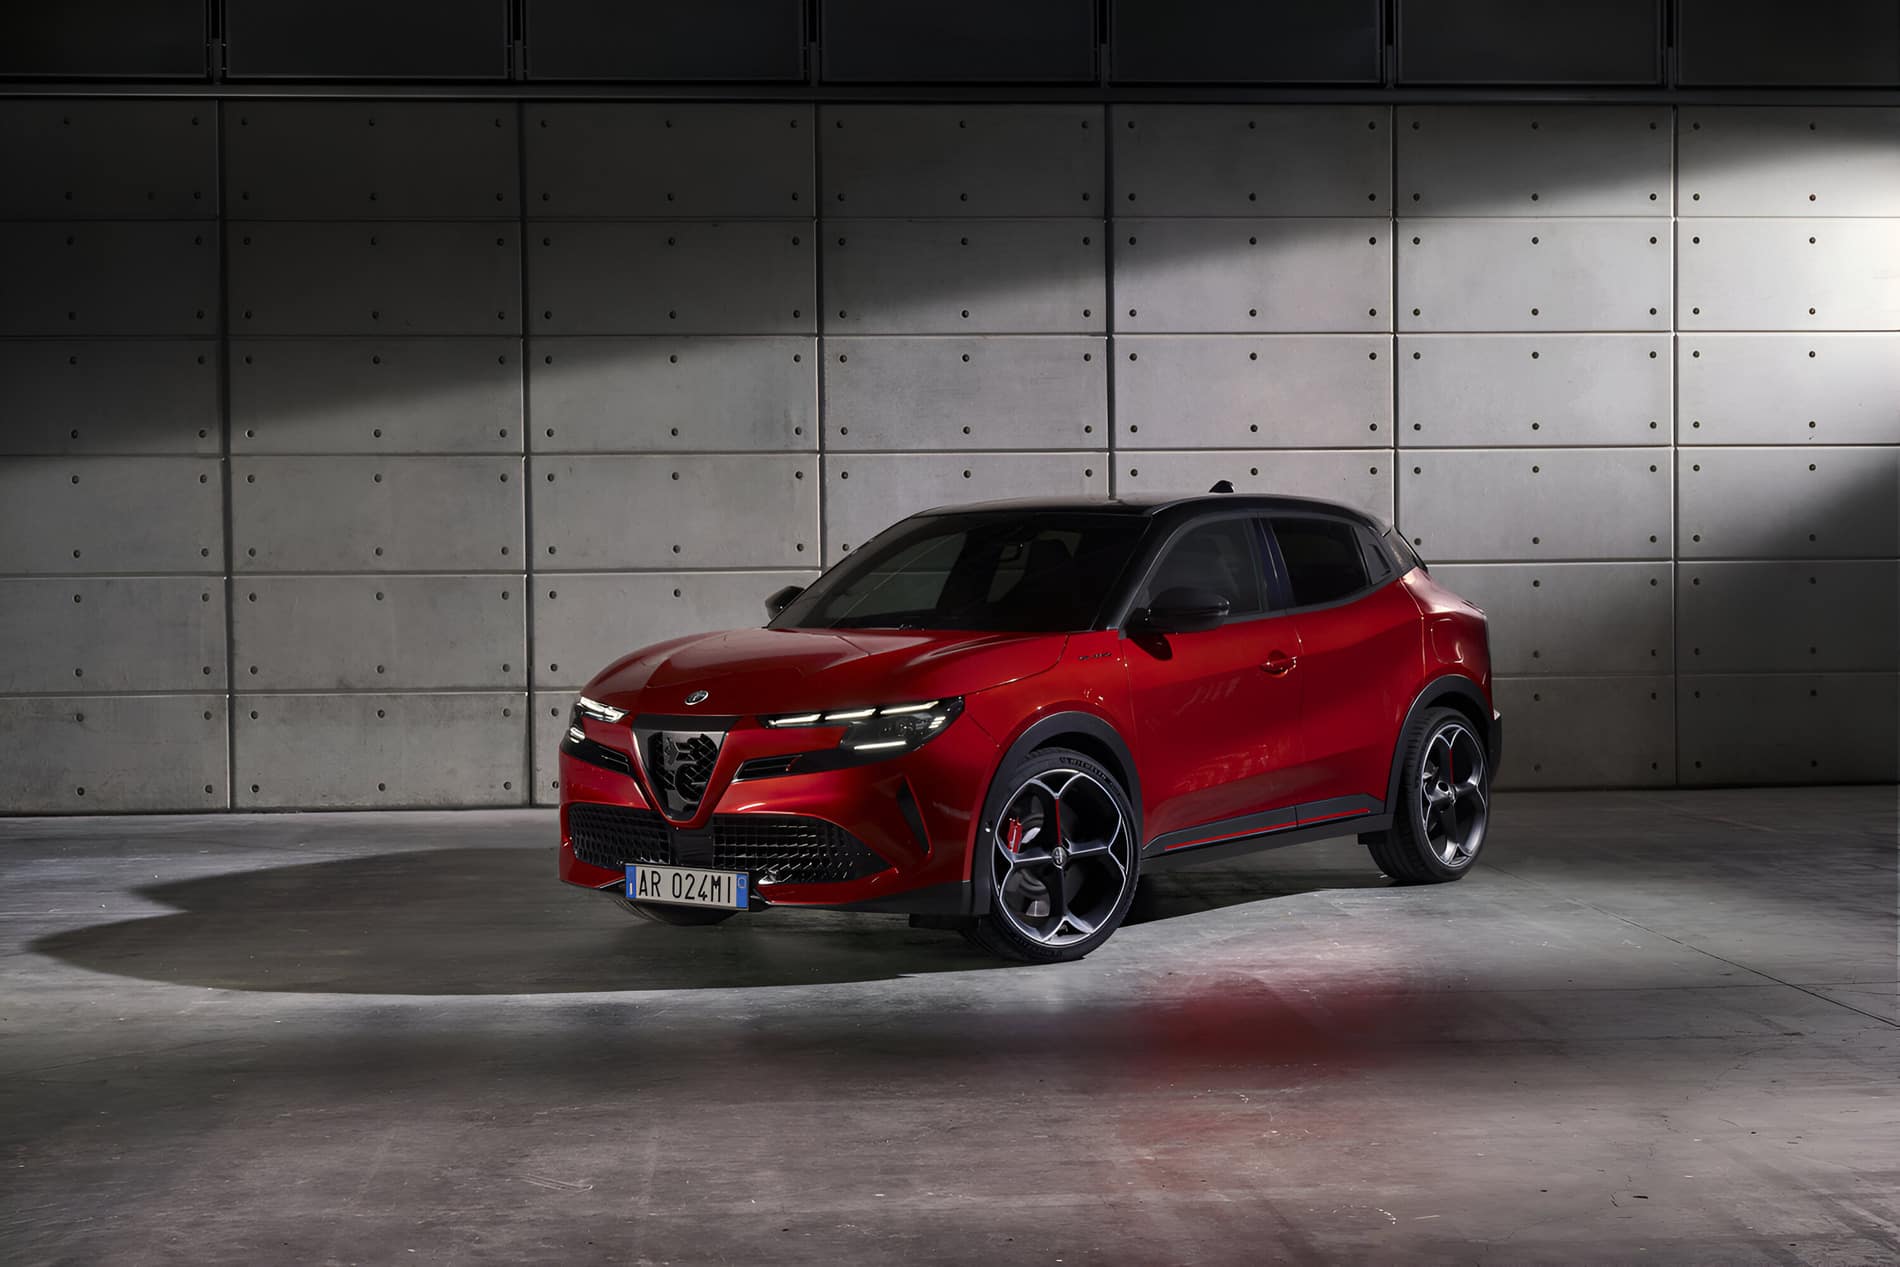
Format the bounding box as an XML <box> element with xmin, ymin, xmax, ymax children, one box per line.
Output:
<box><xmin>1</xmin><ymin>789</ymin><xmax>1894</xmax><ymax>1266</ymax></box>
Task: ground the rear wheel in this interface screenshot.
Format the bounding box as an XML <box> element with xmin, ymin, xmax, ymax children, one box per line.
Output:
<box><xmin>964</xmin><ymin>748</ymin><xmax>1140</xmax><ymax>963</ymax></box>
<box><xmin>611</xmin><ymin>894</ymin><xmax>737</xmax><ymax>926</ymax></box>
<box><xmin>1365</xmin><ymin>707</ymin><xmax>1491</xmax><ymax>884</ymax></box>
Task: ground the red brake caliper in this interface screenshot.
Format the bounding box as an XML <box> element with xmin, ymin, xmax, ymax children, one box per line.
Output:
<box><xmin>1003</xmin><ymin>818</ymin><xmax>1025</xmax><ymax>853</ymax></box>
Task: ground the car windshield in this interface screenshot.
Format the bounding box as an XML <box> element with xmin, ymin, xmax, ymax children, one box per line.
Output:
<box><xmin>773</xmin><ymin>512</ymin><xmax>1148</xmax><ymax>633</ymax></box>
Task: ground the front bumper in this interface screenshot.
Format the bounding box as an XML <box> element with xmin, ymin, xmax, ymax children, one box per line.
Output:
<box><xmin>557</xmin><ymin>711</ymin><xmax>998</xmax><ymax>915</ymax></box>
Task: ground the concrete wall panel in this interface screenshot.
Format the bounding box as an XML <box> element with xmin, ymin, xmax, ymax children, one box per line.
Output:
<box><xmin>1679</xmin><ymin>333</ymin><xmax>1900</xmax><ymax>445</ymax></box>
<box><xmin>1113</xmin><ymin>106</ymin><xmax>1389</xmax><ymax>216</ymax></box>
<box><xmin>1680</xmin><ymin>674</ymin><xmax>1900</xmax><ymax>785</ymax></box>
<box><xmin>824</xmin><ymin>105</ymin><xmax>1100</xmax><ymax>216</ymax></box>
<box><xmin>526</xmin><ymin>104</ymin><xmax>811</xmax><ymax>217</ymax></box>
<box><xmin>232</xmin><ymin>456</ymin><xmax>523</xmax><ymax>572</ymax></box>
<box><xmin>1679</xmin><ymin>219</ymin><xmax>1900</xmax><ymax>331</ymax></box>
<box><xmin>530</xmin><ymin>221</ymin><xmax>813</xmax><ymax>335</ymax></box>
<box><xmin>824</xmin><ymin>220</ymin><xmax>1104</xmax><ymax>334</ymax></box>
<box><xmin>1680</xmin><ymin>108</ymin><xmax>1900</xmax><ymax>217</ymax></box>
<box><xmin>534</xmin><ymin>570</ymin><xmax>819</xmax><ymax>690</ymax></box>
<box><xmin>233</xmin><ymin>693</ymin><xmax>527</xmax><ymax>809</ymax></box>
<box><xmin>0</xmin><ymin>457</ymin><xmax>222</xmax><ymax>574</ymax></box>
<box><xmin>1400</xmin><ymin>450</ymin><xmax>1671</xmax><ymax>561</ymax></box>
<box><xmin>1679</xmin><ymin>561</ymin><xmax>1900</xmax><ymax>673</ymax></box>
<box><xmin>1397</xmin><ymin>106</ymin><xmax>1671</xmax><ymax>216</ymax></box>
<box><xmin>533</xmin><ymin>690</ymin><xmax>575</xmax><ymax>805</ymax></box>
<box><xmin>0</xmin><ymin>578</ymin><xmax>226</xmax><ymax>693</ymax></box>
<box><xmin>532</xmin><ymin>337</ymin><xmax>815</xmax><ymax>452</ymax></box>
<box><xmin>1398</xmin><ymin>334</ymin><xmax>1670</xmax><ymax>447</ymax></box>
<box><xmin>226</xmin><ymin>101</ymin><xmax>520</xmax><ymax>219</ymax></box>
<box><xmin>231</xmin><ymin>223</ymin><xmax>520</xmax><ymax>336</ymax></box>
<box><xmin>825</xmin><ymin>336</ymin><xmax>1104</xmax><ymax>451</ymax></box>
<box><xmin>0</xmin><ymin>100</ymin><xmax>215</xmax><ymax>219</ymax></box>
<box><xmin>536</xmin><ymin>454</ymin><xmax>817</xmax><ymax>568</ymax></box>
<box><xmin>230</xmin><ymin>338</ymin><xmax>522</xmax><ymax>454</ymax></box>
<box><xmin>1428</xmin><ymin>563</ymin><xmax>1672</xmax><ymax>675</ymax></box>
<box><xmin>1116</xmin><ymin>219</ymin><xmax>1389</xmax><ymax>333</ymax></box>
<box><xmin>1116</xmin><ymin>451</ymin><xmax>1393</xmax><ymax>523</ymax></box>
<box><xmin>1398</xmin><ymin>219</ymin><xmax>1670</xmax><ymax>331</ymax></box>
<box><xmin>1679</xmin><ymin>447</ymin><xmax>1900</xmax><ymax>559</ymax></box>
<box><xmin>0</xmin><ymin>340</ymin><xmax>218</xmax><ymax>455</ymax></box>
<box><xmin>1116</xmin><ymin>335</ymin><xmax>1391</xmax><ymax>448</ymax></box>
<box><xmin>0</xmin><ymin>222</ymin><xmax>217</xmax><ymax>335</ymax></box>
<box><xmin>233</xmin><ymin>576</ymin><xmax>526</xmax><ymax>690</ymax></box>
<box><xmin>0</xmin><ymin>695</ymin><xmax>228</xmax><ymax>813</ymax></box>
<box><xmin>824</xmin><ymin>454</ymin><xmax>1107</xmax><ymax>559</ymax></box>
<box><xmin>1493</xmin><ymin>677</ymin><xmax>1674</xmax><ymax>788</ymax></box>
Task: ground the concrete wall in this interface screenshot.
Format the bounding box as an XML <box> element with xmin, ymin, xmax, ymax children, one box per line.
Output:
<box><xmin>2</xmin><ymin>99</ymin><xmax>1895</xmax><ymax>811</ymax></box>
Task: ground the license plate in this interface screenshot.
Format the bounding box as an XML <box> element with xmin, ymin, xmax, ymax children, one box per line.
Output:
<box><xmin>626</xmin><ymin>863</ymin><xmax>749</xmax><ymax>910</ymax></box>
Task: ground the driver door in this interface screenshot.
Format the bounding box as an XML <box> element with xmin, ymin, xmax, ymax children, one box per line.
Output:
<box><xmin>1123</xmin><ymin>515</ymin><xmax>1305</xmax><ymax>847</ymax></box>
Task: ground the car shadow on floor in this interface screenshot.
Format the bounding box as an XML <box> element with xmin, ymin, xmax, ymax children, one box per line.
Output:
<box><xmin>29</xmin><ymin>843</ymin><xmax>1383</xmax><ymax>995</ymax></box>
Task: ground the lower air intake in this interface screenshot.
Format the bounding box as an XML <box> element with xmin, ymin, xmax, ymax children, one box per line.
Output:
<box><xmin>568</xmin><ymin>802</ymin><xmax>888</xmax><ymax>886</ymax></box>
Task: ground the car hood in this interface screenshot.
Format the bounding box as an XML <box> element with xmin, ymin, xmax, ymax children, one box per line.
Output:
<box><xmin>585</xmin><ymin>626</ymin><xmax>1070</xmax><ymax>716</ymax></box>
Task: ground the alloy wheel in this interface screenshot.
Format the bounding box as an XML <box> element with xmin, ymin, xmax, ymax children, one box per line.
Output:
<box><xmin>990</xmin><ymin>768</ymin><xmax>1134</xmax><ymax>948</ymax></box>
<box><xmin>1418</xmin><ymin>720</ymin><xmax>1489</xmax><ymax>868</ymax></box>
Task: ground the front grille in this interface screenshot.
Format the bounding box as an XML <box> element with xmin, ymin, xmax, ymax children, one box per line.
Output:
<box><xmin>568</xmin><ymin>802</ymin><xmax>671</xmax><ymax>871</ymax></box>
<box><xmin>636</xmin><ymin>727</ymin><xmax>723</xmax><ymax>816</ymax></box>
<box><xmin>713</xmin><ymin>815</ymin><xmax>887</xmax><ymax>884</ymax></box>
<box><xmin>567</xmin><ymin>802</ymin><xmax>887</xmax><ymax>886</ymax></box>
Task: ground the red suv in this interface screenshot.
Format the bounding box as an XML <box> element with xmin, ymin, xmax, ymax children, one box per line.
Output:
<box><xmin>558</xmin><ymin>492</ymin><xmax>1500</xmax><ymax>962</ymax></box>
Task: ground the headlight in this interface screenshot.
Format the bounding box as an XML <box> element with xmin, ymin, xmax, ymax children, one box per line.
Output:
<box><xmin>574</xmin><ymin>695</ymin><xmax>626</xmax><ymax>723</ymax></box>
<box><xmin>762</xmin><ymin>698</ymin><xmax>964</xmax><ymax>759</ymax></box>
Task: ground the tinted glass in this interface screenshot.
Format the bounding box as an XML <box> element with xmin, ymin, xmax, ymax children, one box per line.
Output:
<box><xmin>1272</xmin><ymin>518</ymin><xmax>1370</xmax><ymax>606</ymax></box>
<box><xmin>774</xmin><ymin>513</ymin><xmax>1145</xmax><ymax>632</ymax></box>
<box><xmin>1138</xmin><ymin>518</ymin><xmax>1263</xmax><ymax>617</ymax></box>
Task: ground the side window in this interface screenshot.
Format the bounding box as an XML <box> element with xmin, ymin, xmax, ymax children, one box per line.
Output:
<box><xmin>1271</xmin><ymin>517</ymin><xmax>1370</xmax><ymax>607</ymax></box>
<box><xmin>1139</xmin><ymin>518</ymin><xmax>1264</xmax><ymax>618</ymax></box>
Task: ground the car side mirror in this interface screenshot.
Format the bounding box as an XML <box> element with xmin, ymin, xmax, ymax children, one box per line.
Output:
<box><xmin>1133</xmin><ymin>586</ymin><xmax>1230</xmax><ymax>634</ymax></box>
<box><xmin>764</xmin><ymin>583</ymin><xmax>805</xmax><ymax>620</ymax></box>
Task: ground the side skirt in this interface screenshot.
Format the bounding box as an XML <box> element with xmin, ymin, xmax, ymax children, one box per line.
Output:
<box><xmin>1143</xmin><ymin>795</ymin><xmax>1388</xmax><ymax>870</ymax></box>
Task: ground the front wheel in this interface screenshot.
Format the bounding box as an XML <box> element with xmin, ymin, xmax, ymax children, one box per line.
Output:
<box><xmin>963</xmin><ymin>748</ymin><xmax>1141</xmax><ymax>963</ymax></box>
<box><xmin>1364</xmin><ymin>707</ymin><xmax>1492</xmax><ymax>884</ymax></box>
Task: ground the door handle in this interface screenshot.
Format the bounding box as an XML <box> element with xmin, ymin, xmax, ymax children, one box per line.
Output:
<box><xmin>1260</xmin><ymin>651</ymin><xmax>1297</xmax><ymax>675</ymax></box>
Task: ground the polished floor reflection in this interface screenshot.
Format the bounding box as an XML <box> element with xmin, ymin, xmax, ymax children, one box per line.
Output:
<box><xmin>2</xmin><ymin>788</ymin><xmax>1895</xmax><ymax>1265</ymax></box>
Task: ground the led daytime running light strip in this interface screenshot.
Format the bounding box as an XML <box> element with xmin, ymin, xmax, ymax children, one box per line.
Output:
<box><xmin>765</xmin><ymin>700</ymin><xmax>943</xmax><ymax>728</ymax></box>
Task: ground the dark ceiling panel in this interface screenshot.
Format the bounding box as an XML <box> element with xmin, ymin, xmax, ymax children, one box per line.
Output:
<box><xmin>1110</xmin><ymin>0</ymin><xmax>1382</xmax><ymax>84</ymax></box>
<box><xmin>1678</xmin><ymin>0</ymin><xmax>1900</xmax><ymax>86</ymax></box>
<box><xmin>3</xmin><ymin>0</ymin><xmax>205</xmax><ymax>78</ymax></box>
<box><xmin>225</xmin><ymin>0</ymin><xmax>509</xmax><ymax>80</ymax></box>
<box><xmin>526</xmin><ymin>0</ymin><xmax>805</xmax><ymax>81</ymax></box>
<box><xmin>821</xmin><ymin>0</ymin><xmax>1096</xmax><ymax>83</ymax></box>
<box><xmin>1398</xmin><ymin>0</ymin><xmax>1663</xmax><ymax>85</ymax></box>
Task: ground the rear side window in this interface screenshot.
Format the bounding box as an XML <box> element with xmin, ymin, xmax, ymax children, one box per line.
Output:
<box><xmin>1270</xmin><ymin>517</ymin><xmax>1369</xmax><ymax>607</ymax></box>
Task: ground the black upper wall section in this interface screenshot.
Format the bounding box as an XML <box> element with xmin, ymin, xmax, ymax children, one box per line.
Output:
<box><xmin>819</xmin><ymin>0</ymin><xmax>1097</xmax><ymax>83</ymax></box>
<box><xmin>1677</xmin><ymin>0</ymin><xmax>1900</xmax><ymax>87</ymax></box>
<box><xmin>4</xmin><ymin>0</ymin><xmax>206</xmax><ymax>78</ymax></box>
<box><xmin>223</xmin><ymin>0</ymin><xmax>509</xmax><ymax>80</ymax></box>
<box><xmin>1109</xmin><ymin>0</ymin><xmax>1383</xmax><ymax>84</ymax></box>
<box><xmin>527</xmin><ymin>1</ymin><xmax>806</xmax><ymax>81</ymax></box>
<box><xmin>3</xmin><ymin>1</ymin><xmax>1897</xmax><ymax>88</ymax></box>
<box><xmin>1396</xmin><ymin>0</ymin><xmax>1664</xmax><ymax>86</ymax></box>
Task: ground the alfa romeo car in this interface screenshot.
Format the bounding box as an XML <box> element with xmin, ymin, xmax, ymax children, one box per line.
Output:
<box><xmin>557</xmin><ymin>491</ymin><xmax>1500</xmax><ymax>962</ymax></box>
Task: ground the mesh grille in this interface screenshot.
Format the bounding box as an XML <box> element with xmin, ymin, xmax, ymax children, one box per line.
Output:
<box><xmin>567</xmin><ymin>803</ymin><xmax>887</xmax><ymax>886</ymax></box>
<box><xmin>568</xmin><ymin>803</ymin><xmax>671</xmax><ymax>871</ymax></box>
<box><xmin>713</xmin><ymin>815</ymin><xmax>888</xmax><ymax>884</ymax></box>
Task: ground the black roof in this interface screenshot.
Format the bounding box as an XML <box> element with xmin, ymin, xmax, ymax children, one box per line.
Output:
<box><xmin>912</xmin><ymin>492</ymin><xmax>1388</xmax><ymax>529</ymax></box>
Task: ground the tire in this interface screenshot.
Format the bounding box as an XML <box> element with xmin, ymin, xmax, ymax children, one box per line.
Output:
<box><xmin>1364</xmin><ymin>706</ymin><xmax>1493</xmax><ymax>884</ymax></box>
<box><xmin>964</xmin><ymin>747</ymin><xmax>1141</xmax><ymax>964</ymax></box>
<box><xmin>611</xmin><ymin>894</ymin><xmax>737</xmax><ymax>926</ymax></box>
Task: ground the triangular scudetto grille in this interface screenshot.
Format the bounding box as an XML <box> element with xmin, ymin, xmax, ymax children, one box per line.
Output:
<box><xmin>635</xmin><ymin>726</ymin><xmax>725</xmax><ymax>818</ymax></box>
